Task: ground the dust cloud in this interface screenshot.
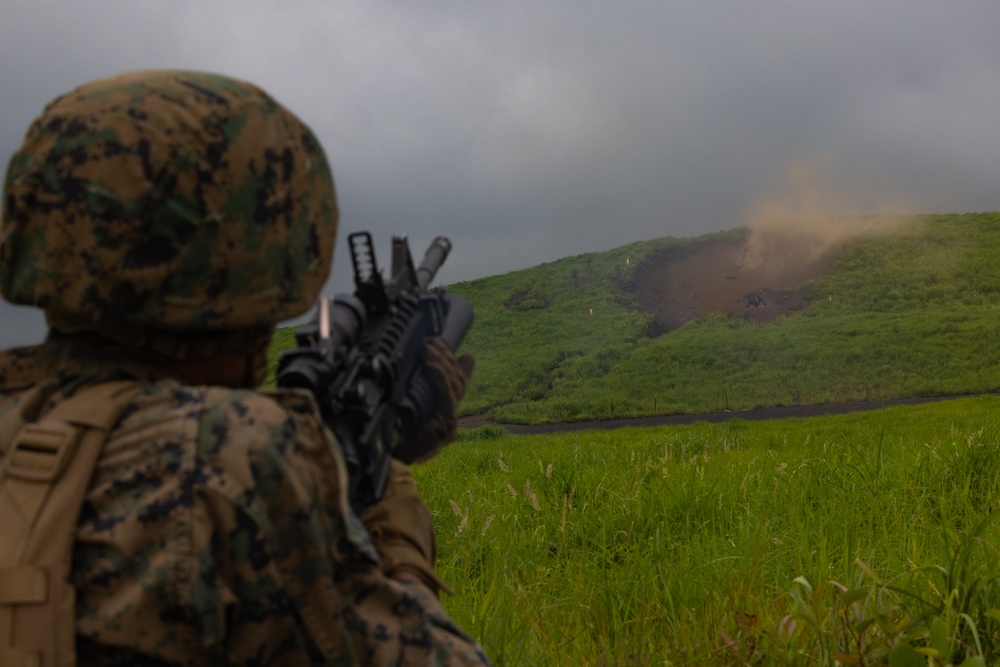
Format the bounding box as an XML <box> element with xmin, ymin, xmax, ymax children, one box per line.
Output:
<box><xmin>630</xmin><ymin>153</ymin><xmax>925</xmax><ymax>334</ymax></box>
<box><xmin>740</xmin><ymin>153</ymin><xmax>918</xmax><ymax>271</ymax></box>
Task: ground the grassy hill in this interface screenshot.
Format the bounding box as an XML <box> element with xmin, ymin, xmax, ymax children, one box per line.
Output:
<box><xmin>269</xmin><ymin>211</ymin><xmax>1000</xmax><ymax>424</ymax></box>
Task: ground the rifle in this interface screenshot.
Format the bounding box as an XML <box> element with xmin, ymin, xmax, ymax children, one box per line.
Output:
<box><xmin>276</xmin><ymin>232</ymin><xmax>474</xmax><ymax>509</ymax></box>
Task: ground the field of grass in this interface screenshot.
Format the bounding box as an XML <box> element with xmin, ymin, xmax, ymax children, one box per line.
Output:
<box><xmin>417</xmin><ymin>398</ymin><xmax>1000</xmax><ymax>665</ymax></box>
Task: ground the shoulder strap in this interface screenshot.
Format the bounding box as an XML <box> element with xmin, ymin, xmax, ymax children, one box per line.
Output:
<box><xmin>0</xmin><ymin>381</ymin><xmax>144</xmax><ymax>667</ymax></box>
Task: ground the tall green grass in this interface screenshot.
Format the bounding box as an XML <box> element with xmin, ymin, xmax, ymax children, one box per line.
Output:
<box><xmin>416</xmin><ymin>397</ymin><xmax>1000</xmax><ymax>665</ymax></box>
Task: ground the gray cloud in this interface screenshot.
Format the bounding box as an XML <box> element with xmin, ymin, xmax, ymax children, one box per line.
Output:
<box><xmin>3</xmin><ymin>0</ymin><xmax>1000</xmax><ymax>348</ymax></box>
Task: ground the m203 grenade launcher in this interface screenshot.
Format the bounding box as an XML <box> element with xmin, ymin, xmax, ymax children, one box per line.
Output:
<box><xmin>276</xmin><ymin>232</ymin><xmax>474</xmax><ymax>509</ymax></box>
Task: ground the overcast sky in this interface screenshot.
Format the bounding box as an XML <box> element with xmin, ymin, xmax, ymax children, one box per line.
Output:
<box><xmin>3</xmin><ymin>0</ymin><xmax>1000</xmax><ymax>348</ymax></box>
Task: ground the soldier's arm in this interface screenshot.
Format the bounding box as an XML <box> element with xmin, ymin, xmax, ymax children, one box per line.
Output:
<box><xmin>208</xmin><ymin>389</ymin><xmax>491</xmax><ymax>665</ymax></box>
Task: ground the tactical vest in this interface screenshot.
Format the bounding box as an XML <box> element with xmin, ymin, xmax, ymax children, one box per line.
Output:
<box><xmin>0</xmin><ymin>381</ymin><xmax>143</xmax><ymax>667</ymax></box>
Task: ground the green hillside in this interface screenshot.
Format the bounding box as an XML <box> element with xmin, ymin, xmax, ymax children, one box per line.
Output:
<box><xmin>269</xmin><ymin>212</ymin><xmax>1000</xmax><ymax>424</ymax></box>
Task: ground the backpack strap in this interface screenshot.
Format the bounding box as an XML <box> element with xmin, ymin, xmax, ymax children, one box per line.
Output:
<box><xmin>0</xmin><ymin>381</ymin><xmax>144</xmax><ymax>667</ymax></box>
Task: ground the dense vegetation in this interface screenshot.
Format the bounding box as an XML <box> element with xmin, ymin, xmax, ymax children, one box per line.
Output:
<box><xmin>443</xmin><ymin>212</ymin><xmax>1000</xmax><ymax>424</ymax></box>
<box><xmin>420</xmin><ymin>398</ymin><xmax>1000</xmax><ymax>665</ymax></box>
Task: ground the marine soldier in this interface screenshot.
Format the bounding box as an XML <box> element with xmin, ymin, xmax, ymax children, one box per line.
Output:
<box><xmin>0</xmin><ymin>70</ymin><xmax>489</xmax><ymax>666</ymax></box>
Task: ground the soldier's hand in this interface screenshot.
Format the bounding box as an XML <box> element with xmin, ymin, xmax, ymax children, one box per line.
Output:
<box><xmin>395</xmin><ymin>338</ymin><xmax>475</xmax><ymax>464</ymax></box>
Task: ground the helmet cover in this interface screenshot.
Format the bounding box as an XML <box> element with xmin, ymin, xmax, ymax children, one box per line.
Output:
<box><xmin>1</xmin><ymin>70</ymin><xmax>338</xmax><ymax>331</ymax></box>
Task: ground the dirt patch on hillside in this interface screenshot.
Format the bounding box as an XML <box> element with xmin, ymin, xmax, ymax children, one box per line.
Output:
<box><xmin>629</xmin><ymin>231</ymin><xmax>842</xmax><ymax>335</ymax></box>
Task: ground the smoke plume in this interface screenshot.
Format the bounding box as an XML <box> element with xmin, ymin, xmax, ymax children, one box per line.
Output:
<box><xmin>740</xmin><ymin>153</ymin><xmax>918</xmax><ymax>272</ymax></box>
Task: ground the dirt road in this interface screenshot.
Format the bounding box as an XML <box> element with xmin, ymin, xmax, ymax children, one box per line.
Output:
<box><xmin>459</xmin><ymin>394</ymin><xmax>982</xmax><ymax>435</ymax></box>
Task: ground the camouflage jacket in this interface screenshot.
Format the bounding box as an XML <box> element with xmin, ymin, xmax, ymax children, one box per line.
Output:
<box><xmin>0</xmin><ymin>338</ymin><xmax>490</xmax><ymax>666</ymax></box>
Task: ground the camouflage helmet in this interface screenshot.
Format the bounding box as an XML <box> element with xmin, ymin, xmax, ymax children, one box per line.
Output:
<box><xmin>0</xmin><ymin>70</ymin><xmax>338</xmax><ymax>334</ymax></box>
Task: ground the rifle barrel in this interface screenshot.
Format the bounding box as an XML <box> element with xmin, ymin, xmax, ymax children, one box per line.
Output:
<box><xmin>416</xmin><ymin>236</ymin><xmax>452</xmax><ymax>289</ymax></box>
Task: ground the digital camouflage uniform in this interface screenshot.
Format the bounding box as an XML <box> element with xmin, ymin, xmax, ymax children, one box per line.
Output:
<box><xmin>0</xmin><ymin>71</ymin><xmax>490</xmax><ymax>666</ymax></box>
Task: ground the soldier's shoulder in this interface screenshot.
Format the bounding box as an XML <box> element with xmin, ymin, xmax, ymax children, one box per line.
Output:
<box><xmin>177</xmin><ymin>384</ymin><xmax>330</xmax><ymax>460</ymax></box>
<box><xmin>105</xmin><ymin>380</ymin><xmax>330</xmax><ymax>463</ymax></box>
<box><xmin>198</xmin><ymin>384</ymin><xmax>322</xmax><ymax>421</ymax></box>
<box><xmin>0</xmin><ymin>343</ymin><xmax>70</xmax><ymax>391</ymax></box>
